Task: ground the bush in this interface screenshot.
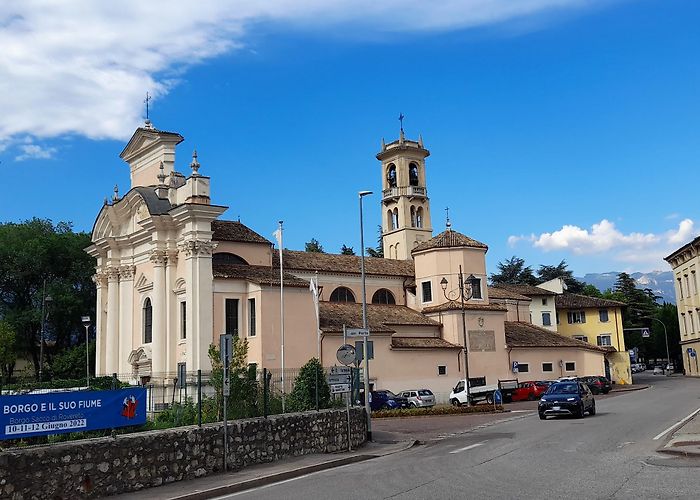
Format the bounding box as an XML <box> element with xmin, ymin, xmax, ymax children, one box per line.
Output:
<box><xmin>288</xmin><ymin>358</ymin><xmax>331</xmax><ymax>412</ymax></box>
<box><xmin>49</xmin><ymin>341</ymin><xmax>96</xmax><ymax>379</ymax></box>
<box><xmin>373</xmin><ymin>404</ymin><xmax>504</xmax><ymax>418</ymax></box>
<box><xmin>2</xmin><ymin>375</ymin><xmax>123</xmax><ymax>392</ymax></box>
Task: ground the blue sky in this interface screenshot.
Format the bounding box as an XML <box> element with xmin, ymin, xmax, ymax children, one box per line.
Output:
<box><xmin>1</xmin><ymin>0</ymin><xmax>698</xmax><ymax>276</ymax></box>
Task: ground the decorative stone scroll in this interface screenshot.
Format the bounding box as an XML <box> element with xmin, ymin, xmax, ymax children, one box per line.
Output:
<box><xmin>177</xmin><ymin>240</ymin><xmax>217</xmax><ymax>257</ymax></box>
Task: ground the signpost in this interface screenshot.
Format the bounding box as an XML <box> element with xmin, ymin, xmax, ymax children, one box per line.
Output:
<box><xmin>334</xmin><ymin>347</ymin><xmax>355</xmax><ymax>451</ymax></box>
<box><xmin>220</xmin><ymin>334</ymin><xmax>232</xmax><ymax>472</ymax></box>
<box><xmin>346</xmin><ymin>328</ymin><xmax>369</xmax><ymax>337</ymax></box>
<box><xmin>512</xmin><ymin>361</ymin><xmax>519</xmax><ymax>374</ymax></box>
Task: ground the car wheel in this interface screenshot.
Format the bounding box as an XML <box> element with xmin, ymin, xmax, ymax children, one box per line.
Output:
<box><xmin>577</xmin><ymin>403</ymin><xmax>586</xmax><ymax>418</ymax></box>
<box><xmin>539</xmin><ymin>412</ymin><xmax>546</xmax><ymax>420</ymax></box>
<box><xmin>589</xmin><ymin>402</ymin><xmax>596</xmax><ymax>416</ymax></box>
<box><xmin>528</xmin><ymin>393</ymin><xmax>536</xmax><ymax>401</ymax></box>
<box><xmin>409</xmin><ymin>402</ymin><xmax>417</xmax><ymax>408</ymax></box>
<box><xmin>485</xmin><ymin>393</ymin><xmax>494</xmax><ymax>405</ymax></box>
<box><xmin>381</xmin><ymin>403</ymin><xmax>390</xmax><ymax>410</ymax></box>
<box><xmin>451</xmin><ymin>398</ymin><xmax>461</xmax><ymax>407</ymax></box>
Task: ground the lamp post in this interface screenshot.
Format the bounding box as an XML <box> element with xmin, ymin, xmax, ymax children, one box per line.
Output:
<box><xmin>81</xmin><ymin>316</ymin><xmax>91</xmax><ymax>388</ymax></box>
<box><xmin>440</xmin><ymin>266</ymin><xmax>476</xmax><ymax>406</ymax></box>
<box><xmin>643</xmin><ymin>316</ymin><xmax>671</xmax><ymax>376</ymax></box>
<box><xmin>359</xmin><ymin>190</ymin><xmax>373</xmax><ymax>441</ymax></box>
<box><xmin>38</xmin><ymin>281</ymin><xmax>52</xmax><ymax>382</ymax></box>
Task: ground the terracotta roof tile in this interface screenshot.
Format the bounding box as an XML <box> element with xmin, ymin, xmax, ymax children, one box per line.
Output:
<box><xmin>492</xmin><ymin>283</ymin><xmax>556</xmax><ymax>297</ymax></box>
<box><xmin>391</xmin><ymin>337</ymin><xmax>462</xmax><ymax>349</ymax></box>
<box><xmin>422</xmin><ymin>301</ymin><xmax>507</xmax><ymax>314</ymax></box>
<box><xmin>212</xmin><ymin>220</ymin><xmax>271</xmax><ymax>244</ymax></box>
<box><xmin>487</xmin><ymin>286</ymin><xmax>532</xmax><ymax>301</ymax></box>
<box><xmin>274</xmin><ymin>250</ymin><xmax>415</xmax><ymax>278</ymax></box>
<box><xmin>554</xmin><ymin>293</ymin><xmax>626</xmax><ymax>309</ymax></box>
<box><xmin>212</xmin><ymin>263</ymin><xmax>309</xmax><ymax>287</ymax></box>
<box><xmin>412</xmin><ymin>229</ymin><xmax>488</xmax><ymax>255</ymax></box>
<box><xmin>504</xmin><ymin>321</ymin><xmax>607</xmax><ymax>352</ymax></box>
<box><xmin>319</xmin><ymin>302</ymin><xmax>441</xmax><ymax>333</ymax></box>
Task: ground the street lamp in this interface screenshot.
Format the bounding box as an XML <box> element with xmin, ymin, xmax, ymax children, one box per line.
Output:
<box><xmin>643</xmin><ymin>316</ymin><xmax>671</xmax><ymax>376</ymax></box>
<box><xmin>81</xmin><ymin>316</ymin><xmax>91</xmax><ymax>388</ymax></box>
<box><xmin>441</xmin><ymin>265</ymin><xmax>476</xmax><ymax>405</ymax></box>
<box><xmin>38</xmin><ymin>284</ymin><xmax>52</xmax><ymax>381</ymax></box>
<box><xmin>359</xmin><ymin>190</ymin><xmax>372</xmax><ymax>441</ymax></box>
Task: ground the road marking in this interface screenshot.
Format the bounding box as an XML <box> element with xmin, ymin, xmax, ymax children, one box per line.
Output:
<box><xmin>653</xmin><ymin>407</ymin><xmax>700</xmax><ymax>441</ymax></box>
<box><xmin>449</xmin><ymin>441</ymin><xmax>486</xmax><ymax>454</ymax></box>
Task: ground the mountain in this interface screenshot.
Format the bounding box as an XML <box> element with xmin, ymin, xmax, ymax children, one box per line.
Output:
<box><xmin>578</xmin><ymin>271</ymin><xmax>676</xmax><ymax>304</ymax></box>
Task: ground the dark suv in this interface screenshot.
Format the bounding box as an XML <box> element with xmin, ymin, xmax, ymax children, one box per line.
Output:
<box><xmin>368</xmin><ymin>390</ymin><xmax>409</xmax><ymax>411</ymax></box>
<box><xmin>538</xmin><ymin>381</ymin><xmax>596</xmax><ymax>419</ymax></box>
<box><xmin>580</xmin><ymin>376</ymin><xmax>611</xmax><ymax>395</ymax></box>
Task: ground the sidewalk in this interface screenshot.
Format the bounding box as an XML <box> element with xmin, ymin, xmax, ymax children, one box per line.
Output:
<box><xmin>659</xmin><ymin>409</ymin><xmax>700</xmax><ymax>457</ymax></box>
<box><xmin>112</xmin><ymin>438</ymin><xmax>414</xmax><ymax>500</ymax></box>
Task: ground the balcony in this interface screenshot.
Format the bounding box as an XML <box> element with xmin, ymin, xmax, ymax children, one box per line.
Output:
<box><xmin>382</xmin><ymin>186</ymin><xmax>427</xmax><ymax>200</ymax></box>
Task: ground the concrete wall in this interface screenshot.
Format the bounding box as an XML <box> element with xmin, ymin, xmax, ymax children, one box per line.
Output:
<box><xmin>0</xmin><ymin>408</ymin><xmax>367</xmax><ymax>499</ymax></box>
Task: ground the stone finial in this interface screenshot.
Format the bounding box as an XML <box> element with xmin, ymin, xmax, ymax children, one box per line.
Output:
<box><xmin>113</xmin><ymin>184</ymin><xmax>120</xmax><ymax>202</ymax></box>
<box><xmin>103</xmin><ymin>196</ymin><xmax>108</xmax><ymax>206</ymax></box>
<box><xmin>418</xmin><ymin>134</ymin><xmax>424</xmax><ymax>148</ymax></box>
<box><xmin>144</xmin><ymin>119</ymin><xmax>154</xmax><ymax>129</ymax></box>
<box><xmin>157</xmin><ymin>161</ymin><xmax>167</xmax><ymax>185</ymax></box>
<box><xmin>190</xmin><ymin>150</ymin><xmax>201</xmax><ymax>177</ymax></box>
<box><xmin>399</xmin><ymin>128</ymin><xmax>405</xmax><ymax>144</ymax></box>
<box><xmin>381</xmin><ymin>138</ymin><xmax>386</xmax><ymax>151</ymax></box>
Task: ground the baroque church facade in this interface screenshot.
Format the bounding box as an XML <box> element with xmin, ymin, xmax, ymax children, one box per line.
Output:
<box><xmin>88</xmin><ymin>121</ymin><xmax>618</xmax><ymax>401</ymax></box>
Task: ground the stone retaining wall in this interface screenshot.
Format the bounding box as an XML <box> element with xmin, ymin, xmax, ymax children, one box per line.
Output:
<box><xmin>0</xmin><ymin>408</ymin><xmax>367</xmax><ymax>499</ymax></box>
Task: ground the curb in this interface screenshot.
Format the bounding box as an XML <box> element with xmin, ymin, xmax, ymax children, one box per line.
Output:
<box><xmin>611</xmin><ymin>385</ymin><xmax>649</xmax><ymax>393</ymax></box>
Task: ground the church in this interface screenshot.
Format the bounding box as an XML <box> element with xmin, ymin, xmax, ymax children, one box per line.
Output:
<box><xmin>87</xmin><ymin>120</ymin><xmax>621</xmax><ymax>402</ymax></box>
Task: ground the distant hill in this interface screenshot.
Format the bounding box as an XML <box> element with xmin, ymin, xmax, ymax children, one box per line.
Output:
<box><xmin>578</xmin><ymin>271</ymin><xmax>676</xmax><ymax>304</ymax></box>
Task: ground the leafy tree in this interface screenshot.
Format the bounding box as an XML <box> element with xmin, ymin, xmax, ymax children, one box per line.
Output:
<box><xmin>365</xmin><ymin>225</ymin><xmax>384</xmax><ymax>258</ymax></box>
<box><xmin>609</xmin><ymin>272</ymin><xmax>659</xmax><ymax>327</ymax></box>
<box><xmin>536</xmin><ymin>260</ymin><xmax>586</xmax><ymax>293</ymax></box>
<box><xmin>305</xmin><ymin>238</ymin><xmax>325</xmax><ymax>253</ymax></box>
<box><xmin>0</xmin><ymin>219</ymin><xmax>96</xmax><ymax>379</ymax></box>
<box><xmin>0</xmin><ymin>321</ymin><xmax>17</xmax><ymax>383</ymax></box>
<box><xmin>340</xmin><ymin>245</ymin><xmax>355</xmax><ymax>255</ymax></box>
<box><xmin>580</xmin><ymin>284</ymin><xmax>603</xmax><ymax>298</ymax></box>
<box><xmin>490</xmin><ymin>256</ymin><xmax>537</xmax><ymax>285</ymax></box>
<box><xmin>288</xmin><ymin>358</ymin><xmax>330</xmax><ymax>411</ymax></box>
<box><xmin>208</xmin><ymin>337</ymin><xmax>259</xmax><ymax>420</ymax></box>
<box><xmin>49</xmin><ymin>341</ymin><xmax>95</xmax><ymax>379</ymax></box>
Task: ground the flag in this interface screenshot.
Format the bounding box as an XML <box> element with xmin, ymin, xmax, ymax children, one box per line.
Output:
<box><xmin>272</xmin><ymin>228</ymin><xmax>282</xmax><ymax>248</ymax></box>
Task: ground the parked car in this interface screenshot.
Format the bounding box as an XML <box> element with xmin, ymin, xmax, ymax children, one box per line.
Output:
<box><xmin>653</xmin><ymin>365</ymin><xmax>664</xmax><ymax>375</ymax></box>
<box><xmin>398</xmin><ymin>389</ymin><xmax>436</xmax><ymax>408</ymax></box>
<box><xmin>579</xmin><ymin>376</ymin><xmax>611</xmax><ymax>395</ymax></box>
<box><xmin>511</xmin><ymin>381</ymin><xmax>549</xmax><ymax>402</ymax></box>
<box><xmin>367</xmin><ymin>390</ymin><xmax>409</xmax><ymax>411</ymax></box>
<box><xmin>538</xmin><ymin>381</ymin><xmax>596</xmax><ymax>419</ymax></box>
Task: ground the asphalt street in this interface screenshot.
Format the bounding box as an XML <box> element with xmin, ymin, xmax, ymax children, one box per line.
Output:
<box><xmin>218</xmin><ymin>373</ymin><xmax>700</xmax><ymax>500</ymax></box>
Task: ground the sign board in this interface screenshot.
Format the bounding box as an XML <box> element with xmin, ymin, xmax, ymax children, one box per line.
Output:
<box><xmin>329</xmin><ymin>366</ymin><xmax>351</xmax><ymax>375</ymax></box>
<box><xmin>220</xmin><ymin>334</ymin><xmax>233</xmax><ymax>396</ymax></box>
<box><xmin>328</xmin><ymin>374</ymin><xmax>351</xmax><ymax>385</ymax></box>
<box><xmin>354</xmin><ymin>340</ymin><xmax>374</xmax><ymax>362</ymax></box>
<box><xmin>330</xmin><ymin>384</ymin><xmax>351</xmax><ymax>394</ymax></box>
<box><xmin>493</xmin><ymin>390</ymin><xmax>503</xmax><ymax>405</ymax></box>
<box><xmin>336</xmin><ymin>344</ymin><xmax>356</xmax><ymax>366</ymax></box>
<box><xmin>346</xmin><ymin>328</ymin><xmax>369</xmax><ymax>337</ymax></box>
<box><xmin>0</xmin><ymin>388</ymin><xmax>147</xmax><ymax>440</ymax></box>
<box><xmin>177</xmin><ymin>362</ymin><xmax>187</xmax><ymax>389</ymax></box>
<box><xmin>641</xmin><ymin>328</ymin><xmax>650</xmax><ymax>338</ymax></box>
<box><xmin>512</xmin><ymin>361</ymin><xmax>519</xmax><ymax>373</ymax></box>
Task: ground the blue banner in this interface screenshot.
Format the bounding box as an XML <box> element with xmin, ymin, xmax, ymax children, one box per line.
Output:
<box><xmin>0</xmin><ymin>388</ymin><xmax>147</xmax><ymax>440</ymax></box>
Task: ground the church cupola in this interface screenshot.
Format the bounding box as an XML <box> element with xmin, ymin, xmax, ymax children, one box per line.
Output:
<box><xmin>377</xmin><ymin>124</ymin><xmax>433</xmax><ymax>260</ymax></box>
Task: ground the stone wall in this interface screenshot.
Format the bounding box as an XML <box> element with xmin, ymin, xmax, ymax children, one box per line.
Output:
<box><xmin>0</xmin><ymin>408</ymin><xmax>367</xmax><ymax>499</ymax></box>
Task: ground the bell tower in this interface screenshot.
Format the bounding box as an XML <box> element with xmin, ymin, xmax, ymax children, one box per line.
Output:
<box><xmin>377</xmin><ymin>130</ymin><xmax>433</xmax><ymax>260</ymax></box>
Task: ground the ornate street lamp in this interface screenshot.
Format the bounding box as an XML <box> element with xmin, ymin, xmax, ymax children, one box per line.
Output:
<box><xmin>441</xmin><ymin>266</ymin><xmax>476</xmax><ymax>405</ymax></box>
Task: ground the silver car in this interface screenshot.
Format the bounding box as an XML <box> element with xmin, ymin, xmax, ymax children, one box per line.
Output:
<box><xmin>398</xmin><ymin>389</ymin><xmax>436</xmax><ymax>408</ymax></box>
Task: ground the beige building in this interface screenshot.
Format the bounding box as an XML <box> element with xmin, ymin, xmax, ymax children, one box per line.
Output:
<box><xmin>87</xmin><ymin>120</ymin><xmax>609</xmax><ymax>401</ymax></box>
<box><xmin>665</xmin><ymin>237</ymin><xmax>700</xmax><ymax>376</ymax></box>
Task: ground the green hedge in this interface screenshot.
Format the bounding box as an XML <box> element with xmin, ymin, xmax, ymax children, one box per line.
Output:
<box><xmin>2</xmin><ymin>376</ymin><xmax>126</xmax><ymax>392</ymax></box>
<box><xmin>373</xmin><ymin>404</ymin><xmax>505</xmax><ymax>418</ymax></box>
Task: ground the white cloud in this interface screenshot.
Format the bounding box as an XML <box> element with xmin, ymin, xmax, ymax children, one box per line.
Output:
<box><xmin>509</xmin><ymin>218</ymin><xmax>700</xmax><ymax>268</ymax></box>
<box><xmin>15</xmin><ymin>143</ymin><xmax>57</xmax><ymax>161</ymax></box>
<box><xmin>0</xmin><ymin>1</ymin><xmax>590</xmax><ymax>143</ymax></box>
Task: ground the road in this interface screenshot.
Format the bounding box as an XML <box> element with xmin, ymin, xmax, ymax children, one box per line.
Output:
<box><xmin>218</xmin><ymin>373</ymin><xmax>700</xmax><ymax>499</ymax></box>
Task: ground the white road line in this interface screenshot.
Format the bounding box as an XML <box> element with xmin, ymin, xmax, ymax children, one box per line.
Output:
<box><xmin>653</xmin><ymin>407</ymin><xmax>700</xmax><ymax>440</ymax></box>
<box><xmin>449</xmin><ymin>441</ymin><xmax>486</xmax><ymax>454</ymax></box>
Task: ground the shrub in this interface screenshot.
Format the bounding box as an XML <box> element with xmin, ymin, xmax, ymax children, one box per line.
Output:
<box><xmin>288</xmin><ymin>358</ymin><xmax>331</xmax><ymax>412</ymax></box>
<box><xmin>373</xmin><ymin>404</ymin><xmax>504</xmax><ymax>418</ymax></box>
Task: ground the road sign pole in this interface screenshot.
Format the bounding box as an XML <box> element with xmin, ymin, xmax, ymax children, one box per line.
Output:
<box><xmin>346</xmin><ymin>392</ymin><xmax>352</xmax><ymax>452</ymax></box>
<box><xmin>220</xmin><ymin>334</ymin><xmax>232</xmax><ymax>472</ymax></box>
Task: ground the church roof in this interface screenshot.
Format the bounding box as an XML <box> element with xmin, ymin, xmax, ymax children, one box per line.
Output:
<box><xmin>492</xmin><ymin>283</ymin><xmax>555</xmax><ymax>298</ymax></box>
<box><xmin>319</xmin><ymin>302</ymin><xmax>441</xmax><ymax>333</ymax></box>
<box><xmin>421</xmin><ymin>301</ymin><xmax>507</xmax><ymax>314</ymax></box>
<box><xmin>554</xmin><ymin>293</ymin><xmax>626</xmax><ymax>310</ymax></box>
<box><xmin>212</xmin><ymin>263</ymin><xmax>309</xmax><ymax>287</ymax></box>
<box><xmin>487</xmin><ymin>286</ymin><xmax>532</xmax><ymax>301</ymax></box>
<box><xmin>132</xmin><ymin>186</ymin><xmax>173</xmax><ymax>214</ymax></box>
<box><xmin>274</xmin><ymin>250</ymin><xmax>415</xmax><ymax>278</ymax></box>
<box><xmin>411</xmin><ymin>229</ymin><xmax>488</xmax><ymax>255</ymax></box>
<box><xmin>212</xmin><ymin>220</ymin><xmax>271</xmax><ymax>244</ymax></box>
<box><xmin>391</xmin><ymin>337</ymin><xmax>462</xmax><ymax>350</ymax></box>
<box><xmin>119</xmin><ymin>125</ymin><xmax>184</xmax><ymax>159</ymax></box>
<box><xmin>505</xmin><ymin>322</ymin><xmax>608</xmax><ymax>352</ymax></box>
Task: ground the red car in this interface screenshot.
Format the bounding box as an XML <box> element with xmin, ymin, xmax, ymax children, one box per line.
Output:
<box><xmin>512</xmin><ymin>381</ymin><xmax>549</xmax><ymax>402</ymax></box>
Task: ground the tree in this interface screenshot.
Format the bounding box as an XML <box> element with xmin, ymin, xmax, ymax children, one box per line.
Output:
<box><xmin>610</xmin><ymin>272</ymin><xmax>658</xmax><ymax>327</ymax></box>
<box><xmin>365</xmin><ymin>225</ymin><xmax>384</xmax><ymax>258</ymax></box>
<box><xmin>305</xmin><ymin>238</ymin><xmax>325</xmax><ymax>253</ymax></box>
<box><xmin>580</xmin><ymin>284</ymin><xmax>603</xmax><ymax>298</ymax></box>
<box><xmin>0</xmin><ymin>321</ymin><xmax>17</xmax><ymax>383</ymax></box>
<box><xmin>288</xmin><ymin>358</ymin><xmax>331</xmax><ymax>411</ymax></box>
<box><xmin>0</xmin><ymin>219</ymin><xmax>96</xmax><ymax>379</ymax></box>
<box><xmin>536</xmin><ymin>260</ymin><xmax>586</xmax><ymax>293</ymax></box>
<box><xmin>340</xmin><ymin>245</ymin><xmax>355</xmax><ymax>255</ymax></box>
<box><xmin>49</xmin><ymin>341</ymin><xmax>95</xmax><ymax>379</ymax></box>
<box><xmin>490</xmin><ymin>256</ymin><xmax>537</xmax><ymax>285</ymax></box>
<box><xmin>208</xmin><ymin>337</ymin><xmax>260</xmax><ymax>420</ymax></box>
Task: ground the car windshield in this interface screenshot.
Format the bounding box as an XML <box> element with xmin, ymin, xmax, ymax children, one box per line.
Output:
<box><xmin>383</xmin><ymin>391</ymin><xmax>397</xmax><ymax>398</ymax></box>
<box><xmin>418</xmin><ymin>390</ymin><xmax>432</xmax><ymax>396</ymax></box>
<box><xmin>546</xmin><ymin>383</ymin><xmax>579</xmax><ymax>394</ymax></box>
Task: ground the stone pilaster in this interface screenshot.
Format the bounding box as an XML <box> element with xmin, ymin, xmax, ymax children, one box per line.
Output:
<box><xmin>150</xmin><ymin>250</ymin><xmax>168</xmax><ymax>378</ymax></box>
<box><xmin>118</xmin><ymin>265</ymin><xmax>136</xmax><ymax>376</ymax></box>
<box><xmin>105</xmin><ymin>267</ymin><xmax>121</xmax><ymax>376</ymax></box>
<box><xmin>165</xmin><ymin>250</ymin><xmax>179</xmax><ymax>373</ymax></box>
<box><xmin>92</xmin><ymin>271</ymin><xmax>108</xmax><ymax>376</ymax></box>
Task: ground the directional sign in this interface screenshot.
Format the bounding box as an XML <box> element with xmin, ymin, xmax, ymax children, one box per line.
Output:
<box><xmin>641</xmin><ymin>328</ymin><xmax>650</xmax><ymax>338</ymax></box>
<box><xmin>346</xmin><ymin>328</ymin><xmax>369</xmax><ymax>337</ymax></box>
<box><xmin>329</xmin><ymin>366</ymin><xmax>352</xmax><ymax>375</ymax></box>
<box><xmin>328</xmin><ymin>374</ymin><xmax>351</xmax><ymax>385</ymax></box>
<box><xmin>331</xmin><ymin>383</ymin><xmax>351</xmax><ymax>394</ymax></box>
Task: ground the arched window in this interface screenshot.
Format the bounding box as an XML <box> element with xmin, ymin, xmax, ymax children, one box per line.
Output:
<box><xmin>416</xmin><ymin>207</ymin><xmax>423</xmax><ymax>228</ymax></box>
<box><xmin>213</xmin><ymin>252</ymin><xmax>249</xmax><ymax>265</ymax></box>
<box><xmin>387</xmin><ymin>164</ymin><xmax>397</xmax><ymax>188</ymax></box>
<box><xmin>143</xmin><ymin>298</ymin><xmax>153</xmax><ymax>344</ymax></box>
<box><xmin>372</xmin><ymin>289</ymin><xmax>396</xmax><ymax>305</ymax></box>
<box><xmin>392</xmin><ymin>208</ymin><xmax>399</xmax><ymax>229</ymax></box>
<box><xmin>410</xmin><ymin>206</ymin><xmax>416</xmax><ymax>227</ymax></box>
<box><xmin>387</xmin><ymin>210</ymin><xmax>395</xmax><ymax>230</ymax></box>
<box><xmin>409</xmin><ymin>163</ymin><xmax>419</xmax><ymax>186</ymax></box>
<box><xmin>330</xmin><ymin>286</ymin><xmax>356</xmax><ymax>303</ymax></box>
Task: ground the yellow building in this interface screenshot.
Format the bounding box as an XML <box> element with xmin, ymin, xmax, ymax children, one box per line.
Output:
<box><xmin>555</xmin><ymin>293</ymin><xmax>630</xmax><ymax>384</ymax></box>
<box><xmin>664</xmin><ymin>236</ymin><xmax>700</xmax><ymax>377</ymax></box>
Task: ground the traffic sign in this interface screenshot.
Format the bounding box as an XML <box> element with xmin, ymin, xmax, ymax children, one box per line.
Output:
<box><xmin>328</xmin><ymin>374</ymin><xmax>351</xmax><ymax>385</ymax></box>
<box><xmin>512</xmin><ymin>361</ymin><xmax>519</xmax><ymax>373</ymax></box>
<box><xmin>331</xmin><ymin>383</ymin><xmax>351</xmax><ymax>394</ymax></box>
<box><xmin>346</xmin><ymin>328</ymin><xmax>369</xmax><ymax>337</ymax></box>
<box><xmin>329</xmin><ymin>366</ymin><xmax>351</xmax><ymax>375</ymax></box>
<box><xmin>641</xmin><ymin>328</ymin><xmax>650</xmax><ymax>338</ymax></box>
<box><xmin>336</xmin><ymin>344</ymin><xmax>356</xmax><ymax>366</ymax></box>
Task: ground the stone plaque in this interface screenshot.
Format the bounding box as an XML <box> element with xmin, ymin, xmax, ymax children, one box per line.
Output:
<box><xmin>468</xmin><ymin>330</ymin><xmax>496</xmax><ymax>352</ymax></box>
